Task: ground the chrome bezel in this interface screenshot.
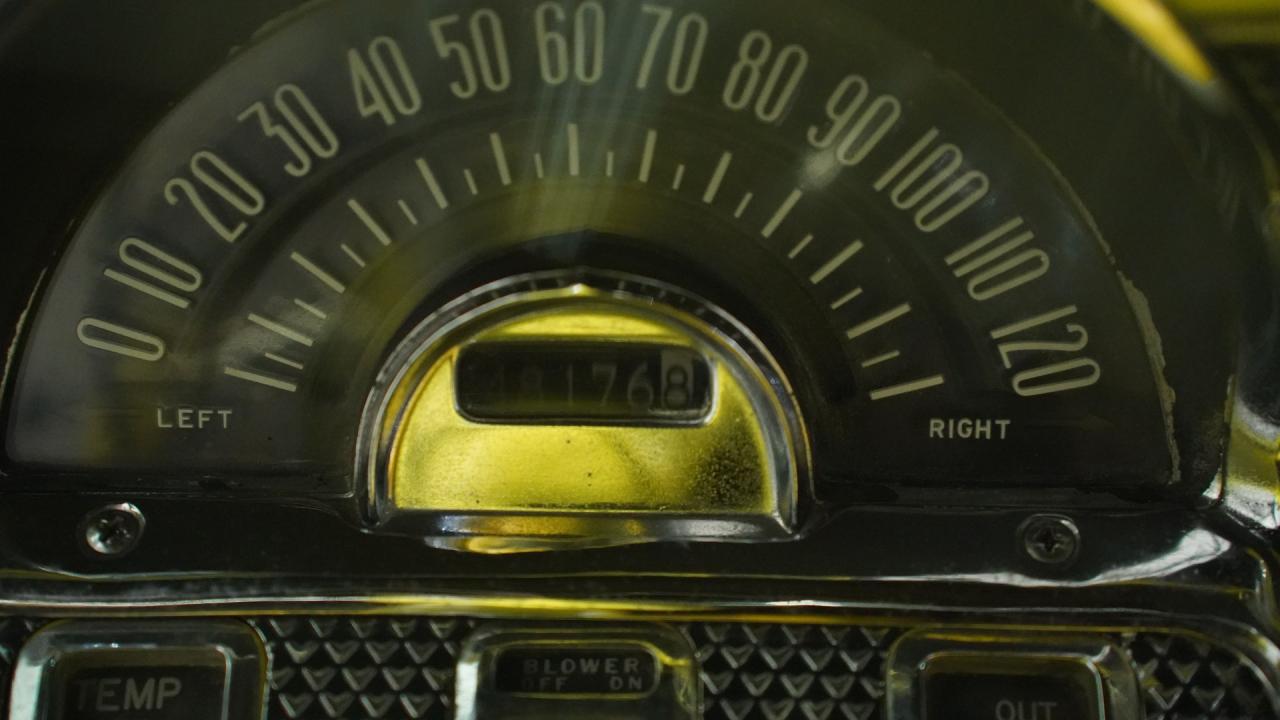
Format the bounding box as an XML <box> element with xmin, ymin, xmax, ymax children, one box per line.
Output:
<box><xmin>7</xmin><ymin>619</ymin><xmax>265</xmax><ymax>720</ymax></box>
<box><xmin>355</xmin><ymin>269</ymin><xmax>811</xmax><ymax>551</ymax></box>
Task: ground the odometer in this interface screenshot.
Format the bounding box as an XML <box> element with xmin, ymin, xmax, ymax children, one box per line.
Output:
<box><xmin>455</xmin><ymin>343</ymin><xmax>714</xmax><ymax>424</ymax></box>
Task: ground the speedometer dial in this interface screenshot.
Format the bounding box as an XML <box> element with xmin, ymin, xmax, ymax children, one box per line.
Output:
<box><xmin>5</xmin><ymin>0</ymin><xmax>1188</xmax><ymax>495</ymax></box>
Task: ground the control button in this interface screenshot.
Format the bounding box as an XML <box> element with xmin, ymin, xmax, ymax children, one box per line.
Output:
<box><xmin>885</xmin><ymin>630</ymin><xmax>1141</xmax><ymax>720</ymax></box>
<box><xmin>455</xmin><ymin>624</ymin><xmax>698</xmax><ymax>719</ymax></box>
<box><xmin>54</xmin><ymin>649</ymin><xmax>230</xmax><ymax>719</ymax></box>
<box><xmin>922</xmin><ymin>660</ymin><xmax>1101</xmax><ymax>720</ymax></box>
<box><xmin>494</xmin><ymin>646</ymin><xmax>658</xmax><ymax>695</ymax></box>
<box><xmin>9</xmin><ymin>620</ymin><xmax>263</xmax><ymax>720</ymax></box>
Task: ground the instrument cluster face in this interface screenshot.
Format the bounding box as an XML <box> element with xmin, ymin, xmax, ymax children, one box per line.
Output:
<box><xmin>0</xmin><ymin>0</ymin><xmax>1271</xmax><ymax>567</ymax></box>
<box><xmin>4</xmin><ymin>3</ymin><xmax>1280</xmax><ymax>717</ymax></box>
<box><xmin>5</xmin><ymin>0</ymin><xmax>1191</xmax><ymax>484</ymax></box>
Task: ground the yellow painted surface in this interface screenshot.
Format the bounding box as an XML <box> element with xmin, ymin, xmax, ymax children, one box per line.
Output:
<box><xmin>1098</xmin><ymin>0</ymin><xmax>1218</xmax><ymax>83</ymax></box>
<box><xmin>386</xmin><ymin>307</ymin><xmax>779</xmax><ymax>517</ymax></box>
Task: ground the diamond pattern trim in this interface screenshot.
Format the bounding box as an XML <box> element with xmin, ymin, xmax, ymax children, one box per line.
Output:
<box><xmin>0</xmin><ymin>617</ymin><xmax>1274</xmax><ymax>719</ymax></box>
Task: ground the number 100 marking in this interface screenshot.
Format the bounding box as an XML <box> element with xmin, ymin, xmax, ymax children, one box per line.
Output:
<box><xmin>875</xmin><ymin>128</ymin><xmax>990</xmax><ymax>233</ymax></box>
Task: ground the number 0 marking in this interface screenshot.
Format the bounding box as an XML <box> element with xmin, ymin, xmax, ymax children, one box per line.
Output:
<box><xmin>76</xmin><ymin>318</ymin><xmax>166</xmax><ymax>362</ymax></box>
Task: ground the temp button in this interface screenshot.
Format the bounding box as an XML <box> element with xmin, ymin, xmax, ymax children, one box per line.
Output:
<box><xmin>56</xmin><ymin>650</ymin><xmax>229</xmax><ymax>719</ymax></box>
<box><xmin>9</xmin><ymin>620</ymin><xmax>264</xmax><ymax>720</ymax></box>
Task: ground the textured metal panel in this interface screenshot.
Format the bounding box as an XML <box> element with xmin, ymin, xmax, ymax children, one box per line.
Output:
<box><xmin>253</xmin><ymin>617</ymin><xmax>476</xmax><ymax>720</ymax></box>
<box><xmin>0</xmin><ymin>616</ymin><xmax>1275</xmax><ymax>719</ymax></box>
<box><xmin>1125</xmin><ymin>632</ymin><xmax>1274</xmax><ymax>720</ymax></box>
<box><xmin>686</xmin><ymin>622</ymin><xmax>893</xmax><ymax>720</ymax></box>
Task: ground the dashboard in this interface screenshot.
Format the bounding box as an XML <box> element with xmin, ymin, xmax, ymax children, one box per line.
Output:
<box><xmin>0</xmin><ymin>0</ymin><xmax>1277</xmax><ymax>718</ymax></box>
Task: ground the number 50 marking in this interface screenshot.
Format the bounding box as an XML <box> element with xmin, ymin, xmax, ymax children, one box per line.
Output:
<box><xmin>429</xmin><ymin>9</ymin><xmax>512</xmax><ymax>99</ymax></box>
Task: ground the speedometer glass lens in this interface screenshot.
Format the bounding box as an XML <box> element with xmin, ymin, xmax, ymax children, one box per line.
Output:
<box><xmin>5</xmin><ymin>0</ymin><xmax>1177</xmax><ymax>498</ymax></box>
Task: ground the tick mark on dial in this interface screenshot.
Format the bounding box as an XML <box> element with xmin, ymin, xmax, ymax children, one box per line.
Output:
<box><xmin>265</xmin><ymin>352</ymin><xmax>304</xmax><ymax>371</ymax></box>
<box><xmin>829</xmin><ymin>287</ymin><xmax>863</xmax><ymax>310</ymax></box>
<box><xmin>788</xmin><ymin>234</ymin><xmax>813</xmax><ymax>259</ymax></box>
<box><xmin>846</xmin><ymin>302</ymin><xmax>911</xmax><ymax>340</ymax></box>
<box><xmin>290</xmin><ymin>251</ymin><xmax>346</xmax><ymax>294</ymax></box>
<box><xmin>860</xmin><ymin>350</ymin><xmax>900</xmax><ymax>368</ymax></box>
<box><xmin>489</xmin><ymin>132</ymin><xmax>512</xmax><ymax>186</ymax></box>
<box><xmin>566</xmin><ymin>123</ymin><xmax>581</xmax><ymax>177</ymax></box>
<box><xmin>294</xmin><ymin>299</ymin><xmax>327</xmax><ymax>320</ymax></box>
<box><xmin>348</xmin><ymin>198</ymin><xmax>392</xmax><ymax>246</ymax></box>
<box><xmin>340</xmin><ymin>244</ymin><xmax>367</xmax><ymax>268</ymax></box>
<box><xmin>809</xmin><ymin>240</ymin><xmax>864</xmax><ymax>285</ymax></box>
<box><xmin>638</xmin><ymin>128</ymin><xmax>657</xmax><ymax>183</ymax></box>
<box><xmin>703</xmin><ymin>151</ymin><xmax>732</xmax><ymax>204</ymax></box>
<box><xmin>398</xmin><ymin>199</ymin><xmax>419</xmax><ymax>226</ymax></box>
<box><xmin>224</xmin><ymin>366</ymin><xmax>298</xmax><ymax>393</ymax></box>
<box><xmin>761</xmin><ymin>189</ymin><xmax>802</xmax><ymax>238</ymax></box>
<box><xmin>248</xmin><ymin>313</ymin><xmax>314</xmax><ymax>347</ymax></box>
<box><xmin>415</xmin><ymin>157</ymin><xmax>449</xmax><ymax>209</ymax></box>
<box><xmin>868</xmin><ymin>374</ymin><xmax>945</xmax><ymax>401</ymax></box>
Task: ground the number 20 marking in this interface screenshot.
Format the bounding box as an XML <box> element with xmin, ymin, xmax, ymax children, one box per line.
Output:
<box><xmin>163</xmin><ymin>151</ymin><xmax>265</xmax><ymax>244</ymax></box>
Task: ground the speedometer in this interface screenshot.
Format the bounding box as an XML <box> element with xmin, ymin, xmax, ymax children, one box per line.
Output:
<box><xmin>7</xmin><ymin>0</ymin><xmax>1187</xmax><ymax>492</ymax></box>
<box><xmin>0</xmin><ymin>0</ymin><xmax>1277</xmax><ymax>717</ymax></box>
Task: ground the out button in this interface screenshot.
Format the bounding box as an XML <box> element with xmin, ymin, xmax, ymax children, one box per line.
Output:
<box><xmin>885</xmin><ymin>630</ymin><xmax>1141</xmax><ymax>720</ymax></box>
<box><xmin>922</xmin><ymin>657</ymin><xmax>1102</xmax><ymax>720</ymax></box>
<box><xmin>8</xmin><ymin>620</ymin><xmax>263</xmax><ymax>720</ymax></box>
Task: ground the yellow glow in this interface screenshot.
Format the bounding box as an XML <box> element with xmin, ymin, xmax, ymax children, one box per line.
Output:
<box><xmin>1095</xmin><ymin>0</ymin><xmax>1216</xmax><ymax>85</ymax></box>
<box><xmin>385</xmin><ymin>306</ymin><xmax>779</xmax><ymax>519</ymax></box>
<box><xmin>487</xmin><ymin>310</ymin><xmax>677</xmax><ymax>341</ymax></box>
